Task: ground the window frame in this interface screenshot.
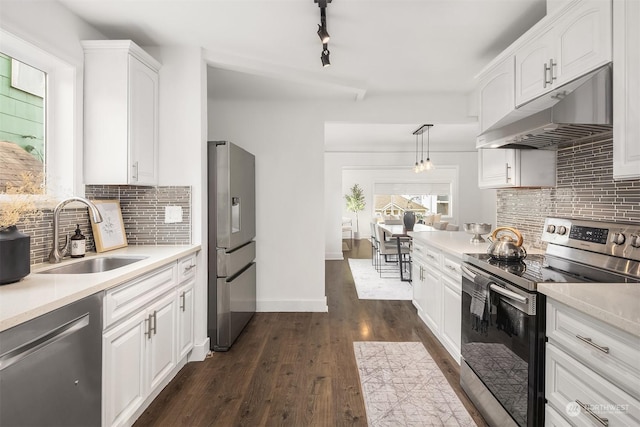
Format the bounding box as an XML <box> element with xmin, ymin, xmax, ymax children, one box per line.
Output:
<box><xmin>0</xmin><ymin>28</ymin><xmax>80</xmax><ymax>204</ymax></box>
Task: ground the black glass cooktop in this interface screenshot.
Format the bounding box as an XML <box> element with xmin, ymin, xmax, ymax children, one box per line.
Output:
<box><xmin>463</xmin><ymin>253</ymin><xmax>590</xmax><ymax>290</ymax></box>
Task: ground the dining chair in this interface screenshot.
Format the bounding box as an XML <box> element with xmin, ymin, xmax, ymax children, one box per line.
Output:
<box><xmin>374</xmin><ymin>223</ymin><xmax>410</xmax><ymax>278</ymax></box>
<box><xmin>370</xmin><ymin>222</ymin><xmax>379</xmax><ymax>268</ymax></box>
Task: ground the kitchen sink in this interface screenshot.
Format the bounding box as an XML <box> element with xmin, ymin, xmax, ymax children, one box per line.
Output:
<box><xmin>38</xmin><ymin>256</ymin><xmax>148</xmax><ymax>274</ymax></box>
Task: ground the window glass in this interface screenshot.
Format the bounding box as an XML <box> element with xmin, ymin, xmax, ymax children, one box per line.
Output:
<box><xmin>373</xmin><ymin>193</ymin><xmax>449</xmax><ymax>222</ymax></box>
<box><xmin>0</xmin><ymin>52</ymin><xmax>46</xmax><ymax>193</ymax></box>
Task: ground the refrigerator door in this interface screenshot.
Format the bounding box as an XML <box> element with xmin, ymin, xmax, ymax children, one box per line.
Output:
<box><xmin>215</xmin><ymin>141</ymin><xmax>256</xmax><ymax>251</ymax></box>
<box><xmin>216</xmin><ymin>241</ymin><xmax>255</xmax><ymax>278</ymax></box>
<box><xmin>214</xmin><ymin>263</ymin><xmax>257</xmax><ymax>351</ymax></box>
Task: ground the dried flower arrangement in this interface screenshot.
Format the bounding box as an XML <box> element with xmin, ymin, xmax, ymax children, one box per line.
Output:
<box><xmin>0</xmin><ymin>172</ymin><xmax>44</xmax><ymax>231</ymax></box>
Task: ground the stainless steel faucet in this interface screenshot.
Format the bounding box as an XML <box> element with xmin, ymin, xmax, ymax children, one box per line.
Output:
<box><xmin>49</xmin><ymin>197</ymin><xmax>103</xmax><ymax>263</ymax></box>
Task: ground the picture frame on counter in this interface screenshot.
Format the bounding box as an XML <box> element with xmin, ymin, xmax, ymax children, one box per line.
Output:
<box><xmin>90</xmin><ymin>199</ymin><xmax>128</xmax><ymax>252</ymax></box>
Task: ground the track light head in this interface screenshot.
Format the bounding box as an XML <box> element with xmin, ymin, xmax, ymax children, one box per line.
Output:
<box><xmin>317</xmin><ymin>24</ymin><xmax>330</xmax><ymax>43</ymax></box>
<box><xmin>321</xmin><ymin>44</ymin><xmax>331</xmax><ymax>67</ymax></box>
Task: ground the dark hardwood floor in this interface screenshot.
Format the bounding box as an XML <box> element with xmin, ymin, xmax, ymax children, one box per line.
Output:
<box><xmin>134</xmin><ymin>239</ymin><xmax>487</xmax><ymax>426</ymax></box>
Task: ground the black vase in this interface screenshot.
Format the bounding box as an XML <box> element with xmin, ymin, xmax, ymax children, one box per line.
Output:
<box><xmin>403</xmin><ymin>211</ymin><xmax>416</xmax><ymax>231</ymax></box>
<box><xmin>0</xmin><ymin>225</ymin><xmax>31</xmax><ymax>285</ymax></box>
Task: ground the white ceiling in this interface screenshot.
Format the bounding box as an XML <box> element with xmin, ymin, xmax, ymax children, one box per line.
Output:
<box><xmin>57</xmin><ymin>0</ymin><xmax>547</xmax><ymax>149</ymax></box>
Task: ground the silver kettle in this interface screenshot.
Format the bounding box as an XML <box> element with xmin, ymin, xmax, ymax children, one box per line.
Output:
<box><xmin>487</xmin><ymin>226</ymin><xmax>527</xmax><ymax>261</ymax></box>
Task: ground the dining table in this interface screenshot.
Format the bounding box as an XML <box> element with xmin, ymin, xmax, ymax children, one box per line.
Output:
<box><xmin>377</xmin><ymin>223</ymin><xmax>435</xmax><ymax>281</ymax></box>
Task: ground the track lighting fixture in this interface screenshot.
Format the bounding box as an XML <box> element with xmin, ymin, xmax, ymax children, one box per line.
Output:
<box><xmin>315</xmin><ymin>0</ymin><xmax>332</xmax><ymax>67</ymax></box>
<box><xmin>412</xmin><ymin>124</ymin><xmax>434</xmax><ymax>173</ymax></box>
<box><xmin>321</xmin><ymin>43</ymin><xmax>331</xmax><ymax>67</ymax></box>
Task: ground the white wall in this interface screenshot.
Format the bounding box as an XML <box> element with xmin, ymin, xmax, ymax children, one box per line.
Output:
<box><xmin>207</xmin><ymin>99</ymin><xmax>328</xmax><ymax>312</ymax></box>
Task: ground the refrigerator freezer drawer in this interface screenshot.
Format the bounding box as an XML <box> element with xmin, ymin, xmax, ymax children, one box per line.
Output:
<box><xmin>217</xmin><ymin>241</ymin><xmax>256</xmax><ymax>278</ymax></box>
<box><xmin>214</xmin><ymin>263</ymin><xmax>256</xmax><ymax>351</ymax></box>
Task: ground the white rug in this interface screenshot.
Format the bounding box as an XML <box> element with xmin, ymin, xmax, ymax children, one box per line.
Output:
<box><xmin>354</xmin><ymin>341</ymin><xmax>477</xmax><ymax>427</ymax></box>
<box><xmin>347</xmin><ymin>258</ymin><xmax>412</xmax><ymax>300</ymax></box>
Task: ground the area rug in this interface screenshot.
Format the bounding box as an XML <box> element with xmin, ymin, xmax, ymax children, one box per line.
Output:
<box><xmin>354</xmin><ymin>341</ymin><xmax>477</xmax><ymax>427</ymax></box>
<box><xmin>347</xmin><ymin>258</ymin><xmax>412</xmax><ymax>300</ymax></box>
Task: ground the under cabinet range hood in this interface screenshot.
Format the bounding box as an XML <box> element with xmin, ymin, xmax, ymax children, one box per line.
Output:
<box><xmin>477</xmin><ymin>64</ymin><xmax>612</xmax><ymax>149</ymax></box>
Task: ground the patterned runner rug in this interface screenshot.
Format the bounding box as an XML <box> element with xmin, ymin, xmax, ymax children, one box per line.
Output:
<box><xmin>347</xmin><ymin>258</ymin><xmax>412</xmax><ymax>300</ymax></box>
<box><xmin>354</xmin><ymin>341</ymin><xmax>477</xmax><ymax>426</ymax></box>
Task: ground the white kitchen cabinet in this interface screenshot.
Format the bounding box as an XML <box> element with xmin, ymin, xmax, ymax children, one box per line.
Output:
<box><xmin>613</xmin><ymin>0</ymin><xmax>640</xmax><ymax>180</ymax></box>
<box><xmin>515</xmin><ymin>0</ymin><xmax>612</xmax><ymax>107</ymax></box>
<box><xmin>477</xmin><ymin>56</ymin><xmax>517</xmax><ymax>134</ymax></box>
<box><xmin>101</xmin><ymin>254</ymin><xmax>199</xmax><ymax>427</ymax></box>
<box><xmin>410</xmin><ymin>241</ymin><xmax>462</xmax><ymax>363</ymax></box>
<box><xmin>440</xmin><ymin>274</ymin><xmax>461</xmax><ymax>363</ymax></box>
<box><xmin>176</xmin><ymin>254</ymin><xmax>196</xmax><ymax>361</ymax></box>
<box><xmin>103</xmin><ymin>309</ymin><xmax>146</xmax><ymax>427</ymax></box>
<box><xmin>82</xmin><ymin>40</ymin><xmax>160</xmax><ymax>185</ymax></box>
<box><xmin>478</xmin><ymin>148</ymin><xmax>556</xmax><ymax>188</ymax></box>
<box><xmin>545</xmin><ymin>299</ymin><xmax>640</xmax><ymax>426</ymax></box>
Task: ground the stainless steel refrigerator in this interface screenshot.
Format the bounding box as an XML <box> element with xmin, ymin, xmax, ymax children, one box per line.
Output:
<box><xmin>207</xmin><ymin>141</ymin><xmax>256</xmax><ymax>351</ymax></box>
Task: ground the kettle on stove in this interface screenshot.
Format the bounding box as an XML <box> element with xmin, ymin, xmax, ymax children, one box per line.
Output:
<box><xmin>487</xmin><ymin>226</ymin><xmax>527</xmax><ymax>262</ymax></box>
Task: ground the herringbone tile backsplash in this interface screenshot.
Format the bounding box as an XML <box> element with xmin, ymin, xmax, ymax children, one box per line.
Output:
<box><xmin>497</xmin><ymin>135</ymin><xmax>640</xmax><ymax>249</ymax></box>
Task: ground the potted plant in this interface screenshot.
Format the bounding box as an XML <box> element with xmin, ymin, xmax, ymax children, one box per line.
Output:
<box><xmin>344</xmin><ymin>184</ymin><xmax>366</xmax><ymax>239</ymax></box>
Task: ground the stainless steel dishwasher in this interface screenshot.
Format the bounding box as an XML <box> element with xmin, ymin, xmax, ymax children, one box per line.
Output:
<box><xmin>0</xmin><ymin>293</ymin><xmax>103</xmax><ymax>426</ymax></box>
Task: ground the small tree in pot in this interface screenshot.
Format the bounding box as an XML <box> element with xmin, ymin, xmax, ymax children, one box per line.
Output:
<box><xmin>344</xmin><ymin>184</ymin><xmax>366</xmax><ymax>238</ymax></box>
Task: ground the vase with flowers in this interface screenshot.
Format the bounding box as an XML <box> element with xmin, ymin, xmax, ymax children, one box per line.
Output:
<box><xmin>0</xmin><ymin>172</ymin><xmax>42</xmax><ymax>285</ymax></box>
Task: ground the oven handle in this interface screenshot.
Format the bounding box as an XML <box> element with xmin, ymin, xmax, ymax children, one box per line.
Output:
<box><xmin>460</xmin><ymin>264</ymin><xmax>477</xmax><ymax>280</ymax></box>
<box><xmin>490</xmin><ymin>284</ymin><xmax>528</xmax><ymax>305</ymax></box>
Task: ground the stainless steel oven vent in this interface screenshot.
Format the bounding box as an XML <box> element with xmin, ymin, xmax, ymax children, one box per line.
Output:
<box><xmin>478</xmin><ymin>64</ymin><xmax>612</xmax><ymax>149</ymax></box>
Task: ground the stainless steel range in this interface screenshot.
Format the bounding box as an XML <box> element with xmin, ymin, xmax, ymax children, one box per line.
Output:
<box><xmin>460</xmin><ymin>218</ymin><xmax>640</xmax><ymax>427</ymax></box>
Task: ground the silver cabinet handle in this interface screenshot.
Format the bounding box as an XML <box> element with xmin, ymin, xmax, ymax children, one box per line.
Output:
<box><xmin>549</xmin><ymin>58</ymin><xmax>557</xmax><ymax>83</ymax></box>
<box><xmin>180</xmin><ymin>292</ymin><xmax>186</xmax><ymax>312</ymax></box>
<box><xmin>505</xmin><ymin>163</ymin><xmax>512</xmax><ymax>183</ymax></box>
<box><xmin>490</xmin><ymin>284</ymin><xmax>527</xmax><ymax>304</ymax></box>
<box><xmin>144</xmin><ymin>316</ymin><xmax>151</xmax><ymax>339</ymax></box>
<box><xmin>576</xmin><ymin>400</ymin><xmax>609</xmax><ymax>426</ymax></box>
<box><xmin>150</xmin><ymin>311</ymin><xmax>157</xmax><ymax>336</ymax></box>
<box><xmin>445</xmin><ymin>264</ymin><xmax>457</xmax><ymax>272</ymax></box>
<box><xmin>576</xmin><ymin>335</ymin><xmax>609</xmax><ymax>354</ymax></box>
<box><xmin>132</xmin><ymin>161</ymin><xmax>139</xmax><ymax>181</ymax></box>
<box><xmin>183</xmin><ymin>264</ymin><xmax>196</xmax><ymax>273</ymax></box>
<box><xmin>543</xmin><ymin>62</ymin><xmax>550</xmax><ymax>88</ymax></box>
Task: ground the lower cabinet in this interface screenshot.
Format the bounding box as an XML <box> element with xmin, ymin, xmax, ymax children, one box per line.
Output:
<box><xmin>545</xmin><ymin>299</ymin><xmax>640</xmax><ymax>426</ymax></box>
<box><xmin>102</xmin><ymin>254</ymin><xmax>197</xmax><ymax>427</ymax></box>
<box><xmin>410</xmin><ymin>241</ymin><xmax>462</xmax><ymax>363</ymax></box>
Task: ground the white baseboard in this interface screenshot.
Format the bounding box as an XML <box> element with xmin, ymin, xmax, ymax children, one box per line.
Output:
<box><xmin>257</xmin><ymin>298</ymin><xmax>328</xmax><ymax>312</ymax></box>
<box><xmin>325</xmin><ymin>251</ymin><xmax>344</xmax><ymax>260</ymax></box>
<box><xmin>188</xmin><ymin>337</ymin><xmax>210</xmax><ymax>362</ymax></box>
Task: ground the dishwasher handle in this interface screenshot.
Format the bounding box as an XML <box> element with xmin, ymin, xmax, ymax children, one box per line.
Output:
<box><xmin>0</xmin><ymin>313</ymin><xmax>90</xmax><ymax>371</ymax></box>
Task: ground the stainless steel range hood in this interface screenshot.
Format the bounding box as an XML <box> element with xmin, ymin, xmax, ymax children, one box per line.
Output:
<box><xmin>477</xmin><ymin>64</ymin><xmax>612</xmax><ymax>149</ymax></box>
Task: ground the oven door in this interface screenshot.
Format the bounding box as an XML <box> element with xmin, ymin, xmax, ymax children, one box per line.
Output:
<box><xmin>460</xmin><ymin>263</ymin><xmax>544</xmax><ymax>427</ymax></box>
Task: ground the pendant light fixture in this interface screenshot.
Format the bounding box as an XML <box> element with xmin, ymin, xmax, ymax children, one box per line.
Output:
<box><xmin>412</xmin><ymin>124</ymin><xmax>434</xmax><ymax>173</ymax></box>
<box><xmin>315</xmin><ymin>0</ymin><xmax>332</xmax><ymax>67</ymax></box>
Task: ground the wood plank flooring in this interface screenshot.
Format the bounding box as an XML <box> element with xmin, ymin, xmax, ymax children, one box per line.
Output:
<box><xmin>134</xmin><ymin>239</ymin><xmax>488</xmax><ymax>426</ymax></box>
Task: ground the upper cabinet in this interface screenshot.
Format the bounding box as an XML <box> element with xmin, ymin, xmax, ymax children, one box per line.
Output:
<box><xmin>82</xmin><ymin>40</ymin><xmax>161</xmax><ymax>186</ymax></box>
<box><xmin>613</xmin><ymin>0</ymin><xmax>640</xmax><ymax>180</ymax></box>
<box><xmin>477</xmin><ymin>57</ymin><xmax>517</xmax><ymax>134</ymax></box>
<box><xmin>514</xmin><ymin>0</ymin><xmax>612</xmax><ymax>107</ymax></box>
<box><xmin>478</xmin><ymin>148</ymin><xmax>557</xmax><ymax>189</ymax></box>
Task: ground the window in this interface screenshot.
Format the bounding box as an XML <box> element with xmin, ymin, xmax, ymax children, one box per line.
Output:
<box><xmin>373</xmin><ymin>182</ymin><xmax>452</xmax><ymax>222</ymax></box>
<box><xmin>0</xmin><ymin>28</ymin><xmax>78</xmax><ymax>199</ymax></box>
<box><xmin>0</xmin><ymin>52</ymin><xmax>46</xmax><ymax>192</ymax></box>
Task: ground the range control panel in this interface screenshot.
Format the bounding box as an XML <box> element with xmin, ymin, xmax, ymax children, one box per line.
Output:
<box><xmin>542</xmin><ymin>217</ymin><xmax>640</xmax><ymax>261</ymax></box>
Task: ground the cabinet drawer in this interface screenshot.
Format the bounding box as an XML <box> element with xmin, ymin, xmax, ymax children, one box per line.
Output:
<box><xmin>177</xmin><ymin>254</ymin><xmax>196</xmax><ymax>283</ymax></box>
<box><xmin>424</xmin><ymin>248</ymin><xmax>441</xmax><ymax>267</ymax></box>
<box><xmin>104</xmin><ymin>264</ymin><xmax>177</xmax><ymax>328</ymax></box>
<box><xmin>442</xmin><ymin>254</ymin><xmax>462</xmax><ymax>279</ymax></box>
<box><xmin>411</xmin><ymin>240</ymin><xmax>428</xmax><ymax>264</ymax></box>
<box><xmin>546</xmin><ymin>343</ymin><xmax>640</xmax><ymax>427</ymax></box>
<box><xmin>547</xmin><ymin>300</ymin><xmax>640</xmax><ymax>399</ymax></box>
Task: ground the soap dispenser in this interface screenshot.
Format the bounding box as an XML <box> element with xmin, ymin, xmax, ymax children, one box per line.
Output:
<box><xmin>70</xmin><ymin>224</ymin><xmax>86</xmax><ymax>258</ymax></box>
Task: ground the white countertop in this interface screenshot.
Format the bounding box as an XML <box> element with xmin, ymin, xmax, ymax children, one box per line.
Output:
<box><xmin>408</xmin><ymin>230</ymin><xmax>491</xmax><ymax>257</ymax></box>
<box><xmin>538</xmin><ymin>282</ymin><xmax>640</xmax><ymax>337</ymax></box>
<box><xmin>407</xmin><ymin>230</ymin><xmax>546</xmax><ymax>258</ymax></box>
<box><xmin>0</xmin><ymin>245</ymin><xmax>201</xmax><ymax>332</ymax></box>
